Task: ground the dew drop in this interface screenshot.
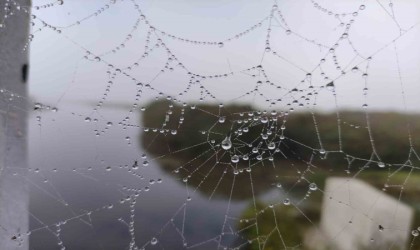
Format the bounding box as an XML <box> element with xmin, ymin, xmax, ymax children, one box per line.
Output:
<box><xmin>260</xmin><ymin>116</ymin><xmax>268</xmax><ymax>123</ymax></box>
<box><xmin>221</xmin><ymin>136</ymin><xmax>232</xmax><ymax>150</ymax></box>
<box><xmin>151</xmin><ymin>238</ymin><xmax>158</xmax><ymax>245</ymax></box>
<box><xmin>309</xmin><ymin>183</ymin><xmax>318</xmax><ymax>191</ymax></box>
<box><xmin>231</xmin><ymin>155</ymin><xmax>239</xmax><ymax>163</ymax></box>
<box><xmin>378</xmin><ymin>162</ymin><xmax>385</xmax><ymax>168</ymax></box>
<box><xmin>412</xmin><ymin>230</ymin><xmax>419</xmax><ymax>237</ymax></box>
<box><xmin>326</xmin><ymin>81</ymin><xmax>335</xmax><ymax>91</ymax></box>
<box><xmin>34</xmin><ymin>103</ymin><xmax>42</xmax><ymax>110</ymax></box>
<box><xmin>283</xmin><ymin>198</ymin><xmax>290</xmax><ymax>205</ymax></box>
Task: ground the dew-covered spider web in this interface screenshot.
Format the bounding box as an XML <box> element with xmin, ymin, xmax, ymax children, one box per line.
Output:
<box><xmin>2</xmin><ymin>0</ymin><xmax>420</xmax><ymax>249</ymax></box>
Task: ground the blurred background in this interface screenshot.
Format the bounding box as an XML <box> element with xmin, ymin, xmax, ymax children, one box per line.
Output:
<box><xmin>2</xmin><ymin>0</ymin><xmax>420</xmax><ymax>249</ymax></box>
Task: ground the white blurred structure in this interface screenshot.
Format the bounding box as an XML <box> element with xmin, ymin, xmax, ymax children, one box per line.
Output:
<box><xmin>319</xmin><ymin>177</ymin><xmax>414</xmax><ymax>250</ymax></box>
<box><xmin>0</xmin><ymin>0</ymin><xmax>30</xmax><ymax>249</ymax></box>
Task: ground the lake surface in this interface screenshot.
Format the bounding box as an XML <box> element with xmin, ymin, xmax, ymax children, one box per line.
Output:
<box><xmin>27</xmin><ymin>108</ymin><xmax>287</xmax><ymax>250</ymax></box>
<box><xmin>23</xmin><ymin>105</ymin><xmax>419</xmax><ymax>250</ymax></box>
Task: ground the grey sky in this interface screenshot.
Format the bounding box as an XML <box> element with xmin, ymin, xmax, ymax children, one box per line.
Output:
<box><xmin>29</xmin><ymin>0</ymin><xmax>420</xmax><ymax>113</ymax></box>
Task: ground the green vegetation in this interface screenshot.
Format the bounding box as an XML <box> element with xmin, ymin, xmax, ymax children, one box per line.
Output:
<box><xmin>237</xmin><ymin>201</ymin><xmax>308</xmax><ymax>250</ymax></box>
<box><xmin>140</xmin><ymin>100</ymin><xmax>420</xmax><ymax>249</ymax></box>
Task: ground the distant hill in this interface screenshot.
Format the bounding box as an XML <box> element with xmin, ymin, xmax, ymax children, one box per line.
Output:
<box><xmin>141</xmin><ymin>100</ymin><xmax>420</xmax><ymax>167</ymax></box>
<box><xmin>139</xmin><ymin>100</ymin><xmax>420</xmax><ymax>201</ymax></box>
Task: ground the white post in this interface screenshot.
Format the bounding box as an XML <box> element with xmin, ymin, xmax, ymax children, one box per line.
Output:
<box><xmin>320</xmin><ymin>177</ymin><xmax>413</xmax><ymax>250</ymax></box>
<box><xmin>0</xmin><ymin>0</ymin><xmax>30</xmax><ymax>249</ymax></box>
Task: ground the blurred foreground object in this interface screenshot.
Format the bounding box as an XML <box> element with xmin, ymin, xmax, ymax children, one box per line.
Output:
<box><xmin>0</xmin><ymin>0</ymin><xmax>30</xmax><ymax>249</ymax></box>
<box><xmin>318</xmin><ymin>177</ymin><xmax>413</xmax><ymax>250</ymax></box>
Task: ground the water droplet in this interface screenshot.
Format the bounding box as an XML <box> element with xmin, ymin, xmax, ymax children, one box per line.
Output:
<box><xmin>142</xmin><ymin>161</ymin><xmax>149</xmax><ymax>166</ymax></box>
<box><xmin>378</xmin><ymin>225</ymin><xmax>384</xmax><ymax>232</ymax></box>
<box><xmin>218</xmin><ymin>116</ymin><xmax>225</xmax><ymax>123</ymax></box>
<box><xmin>378</xmin><ymin>162</ymin><xmax>385</xmax><ymax>168</ymax></box>
<box><xmin>34</xmin><ymin>103</ymin><xmax>42</xmax><ymax>110</ymax></box>
<box><xmin>218</xmin><ymin>42</ymin><xmax>224</xmax><ymax>48</ymax></box>
<box><xmin>85</xmin><ymin>117</ymin><xmax>91</xmax><ymax>122</ymax></box>
<box><xmin>267</xmin><ymin>142</ymin><xmax>275</xmax><ymax>150</ymax></box>
<box><xmin>231</xmin><ymin>155</ymin><xmax>239</xmax><ymax>163</ymax></box>
<box><xmin>106</xmin><ymin>166</ymin><xmax>111</xmax><ymax>171</ymax></box>
<box><xmin>261</xmin><ymin>116</ymin><xmax>268</xmax><ymax>123</ymax></box>
<box><xmin>151</xmin><ymin>237</ymin><xmax>158</xmax><ymax>245</ymax></box>
<box><xmin>221</xmin><ymin>136</ymin><xmax>232</xmax><ymax>150</ymax></box>
<box><xmin>309</xmin><ymin>183</ymin><xmax>318</xmax><ymax>191</ymax></box>
<box><xmin>283</xmin><ymin>198</ymin><xmax>290</xmax><ymax>205</ymax></box>
<box><xmin>326</xmin><ymin>81</ymin><xmax>335</xmax><ymax>91</ymax></box>
<box><xmin>412</xmin><ymin>230</ymin><xmax>419</xmax><ymax>237</ymax></box>
<box><xmin>319</xmin><ymin>149</ymin><xmax>326</xmax><ymax>154</ymax></box>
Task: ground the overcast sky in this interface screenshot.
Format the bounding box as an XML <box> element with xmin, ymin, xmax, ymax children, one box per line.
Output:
<box><xmin>29</xmin><ymin>0</ymin><xmax>420</xmax><ymax>113</ymax></box>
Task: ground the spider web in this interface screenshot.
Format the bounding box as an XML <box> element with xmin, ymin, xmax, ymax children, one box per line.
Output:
<box><xmin>2</xmin><ymin>0</ymin><xmax>420</xmax><ymax>249</ymax></box>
